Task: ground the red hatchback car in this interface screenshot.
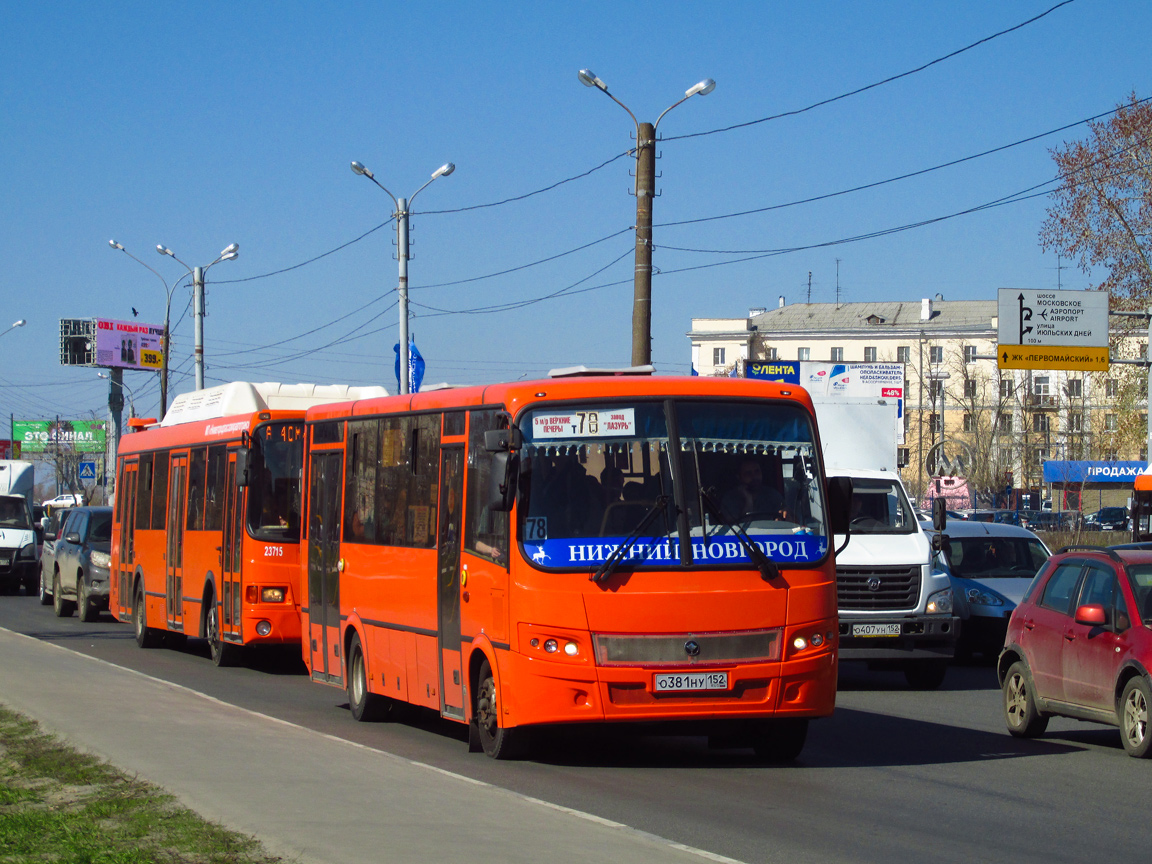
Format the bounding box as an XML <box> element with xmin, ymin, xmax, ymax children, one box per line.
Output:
<box><xmin>998</xmin><ymin>546</ymin><xmax>1152</xmax><ymax>757</ymax></box>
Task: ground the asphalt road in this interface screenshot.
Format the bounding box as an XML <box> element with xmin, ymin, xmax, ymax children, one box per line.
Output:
<box><xmin>0</xmin><ymin>593</ymin><xmax>1145</xmax><ymax>864</ymax></box>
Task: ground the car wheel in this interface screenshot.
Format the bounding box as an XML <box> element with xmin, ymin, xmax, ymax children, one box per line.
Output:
<box><xmin>52</xmin><ymin>573</ymin><xmax>75</xmax><ymax>618</ymax></box>
<box><xmin>1003</xmin><ymin>660</ymin><xmax>1049</xmax><ymax>738</ymax></box>
<box><xmin>474</xmin><ymin>658</ymin><xmax>525</xmax><ymax>759</ymax></box>
<box><xmin>78</xmin><ymin>576</ymin><xmax>98</xmax><ymax>623</ymax></box>
<box><xmin>904</xmin><ymin>659</ymin><xmax>948</xmax><ymax>691</ymax></box>
<box><xmin>37</xmin><ymin>568</ymin><xmax>51</xmax><ymax>606</ymax></box>
<box><xmin>1120</xmin><ymin>677</ymin><xmax>1152</xmax><ymax>758</ymax></box>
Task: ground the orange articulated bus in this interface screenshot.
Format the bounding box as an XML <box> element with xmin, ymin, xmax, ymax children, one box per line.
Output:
<box><xmin>111</xmin><ymin>382</ymin><xmax>385</xmax><ymax>665</ymax></box>
<box><xmin>300</xmin><ymin>369</ymin><xmax>850</xmax><ymax>760</ymax></box>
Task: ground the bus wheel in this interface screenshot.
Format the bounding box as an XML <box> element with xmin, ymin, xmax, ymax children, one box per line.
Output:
<box><xmin>78</xmin><ymin>577</ymin><xmax>99</xmax><ymax>623</ymax></box>
<box><xmin>134</xmin><ymin>588</ymin><xmax>161</xmax><ymax>649</ymax></box>
<box><xmin>52</xmin><ymin>573</ymin><xmax>75</xmax><ymax>618</ymax></box>
<box><xmin>206</xmin><ymin>598</ymin><xmax>240</xmax><ymax>668</ymax></box>
<box><xmin>752</xmin><ymin>718</ymin><xmax>808</xmax><ymax>763</ymax></box>
<box><xmin>475</xmin><ymin>658</ymin><xmax>524</xmax><ymax>759</ymax></box>
<box><xmin>347</xmin><ymin>632</ymin><xmax>390</xmax><ymax>722</ymax></box>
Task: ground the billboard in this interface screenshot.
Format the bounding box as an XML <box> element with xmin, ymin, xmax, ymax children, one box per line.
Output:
<box><xmin>95</xmin><ymin>318</ymin><xmax>165</xmax><ymax>371</ymax></box>
<box><xmin>13</xmin><ymin>420</ymin><xmax>107</xmax><ymax>454</ymax></box>
<box><xmin>745</xmin><ymin>361</ymin><xmax>905</xmax><ymax>442</ymax></box>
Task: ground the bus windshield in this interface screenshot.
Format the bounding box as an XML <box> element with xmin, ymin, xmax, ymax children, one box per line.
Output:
<box><xmin>519</xmin><ymin>399</ymin><xmax>828</xmax><ymax>569</ymax></box>
<box><xmin>247</xmin><ymin>422</ymin><xmax>304</xmax><ymax>542</ymax></box>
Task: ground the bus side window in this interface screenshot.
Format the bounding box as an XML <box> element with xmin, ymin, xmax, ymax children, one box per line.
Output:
<box><xmin>466</xmin><ymin>410</ymin><xmax>509</xmax><ymax>565</ymax></box>
<box><xmin>186</xmin><ymin>447</ymin><xmax>207</xmax><ymax>531</ymax></box>
<box><xmin>151</xmin><ymin>452</ymin><xmax>169</xmax><ymax>530</ymax></box>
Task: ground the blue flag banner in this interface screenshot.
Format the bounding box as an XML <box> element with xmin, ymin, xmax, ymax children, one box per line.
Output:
<box><xmin>393</xmin><ymin>340</ymin><xmax>426</xmax><ymax>393</ymax></box>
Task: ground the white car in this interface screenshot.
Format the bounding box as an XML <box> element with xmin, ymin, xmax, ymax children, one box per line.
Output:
<box><xmin>42</xmin><ymin>493</ymin><xmax>84</xmax><ymax>508</ymax></box>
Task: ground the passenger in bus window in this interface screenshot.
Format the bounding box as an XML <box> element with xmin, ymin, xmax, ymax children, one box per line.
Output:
<box><xmin>721</xmin><ymin>458</ymin><xmax>785</xmax><ymax>522</ymax></box>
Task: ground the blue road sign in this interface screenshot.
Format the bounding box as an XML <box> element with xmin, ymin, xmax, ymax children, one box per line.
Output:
<box><xmin>79</xmin><ymin>461</ymin><xmax>97</xmax><ymax>481</ymax></box>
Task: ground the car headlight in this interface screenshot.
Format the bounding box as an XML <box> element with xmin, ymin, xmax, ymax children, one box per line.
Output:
<box><xmin>926</xmin><ymin>587</ymin><xmax>953</xmax><ymax>615</ymax></box>
<box><xmin>18</xmin><ymin>543</ymin><xmax>36</xmax><ymax>561</ymax></box>
<box><xmin>90</xmin><ymin>550</ymin><xmax>112</xmax><ymax>570</ymax></box>
<box><xmin>965</xmin><ymin>587</ymin><xmax>1004</xmax><ymax>607</ymax></box>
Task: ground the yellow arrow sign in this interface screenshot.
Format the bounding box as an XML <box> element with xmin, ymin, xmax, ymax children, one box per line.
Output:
<box><xmin>997</xmin><ymin>344</ymin><xmax>1109</xmax><ymax>371</ymax></box>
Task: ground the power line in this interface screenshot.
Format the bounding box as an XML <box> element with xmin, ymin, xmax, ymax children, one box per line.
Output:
<box><xmin>655</xmin><ymin>95</ymin><xmax>1152</xmax><ymax>230</ymax></box>
<box><xmin>665</xmin><ymin>1</ymin><xmax>1077</xmax><ymax>142</ymax></box>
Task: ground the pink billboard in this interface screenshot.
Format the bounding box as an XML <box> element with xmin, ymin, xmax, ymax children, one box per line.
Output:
<box><xmin>95</xmin><ymin>318</ymin><xmax>164</xmax><ymax>371</ymax></box>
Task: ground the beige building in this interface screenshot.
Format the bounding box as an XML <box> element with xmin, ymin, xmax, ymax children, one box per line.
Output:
<box><xmin>688</xmin><ymin>296</ymin><xmax>1149</xmax><ymax>509</ymax></box>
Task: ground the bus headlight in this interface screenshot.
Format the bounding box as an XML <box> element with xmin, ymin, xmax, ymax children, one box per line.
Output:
<box><xmin>261</xmin><ymin>587</ymin><xmax>286</xmax><ymax>603</ymax></box>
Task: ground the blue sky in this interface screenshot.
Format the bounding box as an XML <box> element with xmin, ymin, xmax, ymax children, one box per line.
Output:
<box><xmin>1</xmin><ymin>1</ymin><xmax>1148</xmax><ymax>423</ymax></box>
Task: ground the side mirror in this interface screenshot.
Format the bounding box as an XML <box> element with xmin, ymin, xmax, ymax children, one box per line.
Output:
<box><xmin>827</xmin><ymin>476</ymin><xmax>853</xmax><ymax>536</ymax></box>
<box><xmin>486</xmin><ymin>451</ymin><xmax>519</xmax><ymax>513</ymax></box>
<box><xmin>40</xmin><ymin>516</ymin><xmax>50</xmax><ymax>533</ymax></box>
<box><xmin>484</xmin><ymin>426</ymin><xmax>523</xmax><ymax>453</ymax></box>
<box><xmin>932</xmin><ymin>497</ymin><xmax>947</xmax><ymax>532</ymax></box>
<box><xmin>64</xmin><ymin>532</ymin><xmax>81</xmax><ymax>545</ymax></box>
<box><xmin>234</xmin><ymin>447</ymin><xmax>250</xmax><ymax>487</ymax></box>
<box><xmin>1074</xmin><ymin>604</ymin><xmax>1107</xmax><ymax>627</ymax></box>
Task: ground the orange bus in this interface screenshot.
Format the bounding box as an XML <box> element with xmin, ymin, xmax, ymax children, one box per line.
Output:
<box><xmin>300</xmin><ymin>369</ymin><xmax>849</xmax><ymax>760</ymax></box>
<box><xmin>1132</xmin><ymin>467</ymin><xmax>1152</xmax><ymax>542</ymax></box>
<box><xmin>111</xmin><ymin>382</ymin><xmax>385</xmax><ymax>665</ymax></box>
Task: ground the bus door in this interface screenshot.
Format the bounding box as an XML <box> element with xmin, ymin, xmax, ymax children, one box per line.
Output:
<box><xmin>437</xmin><ymin>445</ymin><xmax>466</xmax><ymax>720</ymax></box>
<box><xmin>166</xmin><ymin>454</ymin><xmax>188</xmax><ymax>631</ymax></box>
<box><xmin>307</xmin><ymin>451</ymin><xmax>343</xmax><ymax>683</ymax></box>
<box><xmin>219</xmin><ymin>455</ymin><xmax>244</xmax><ymax>643</ymax></box>
<box><xmin>117</xmin><ymin>461</ymin><xmax>138</xmax><ymax>619</ymax></box>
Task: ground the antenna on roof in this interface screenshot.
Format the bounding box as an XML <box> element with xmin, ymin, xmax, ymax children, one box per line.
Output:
<box><xmin>835</xmin><ymin>259</ymin><xmax>842</xmax><ymax>309</ymax></box>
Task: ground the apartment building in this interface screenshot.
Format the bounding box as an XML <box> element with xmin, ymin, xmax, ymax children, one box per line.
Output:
<box><xmin>687</xmin><ymin>295</ymin><xmax>1149</xmax><ymax>508</ymax></box>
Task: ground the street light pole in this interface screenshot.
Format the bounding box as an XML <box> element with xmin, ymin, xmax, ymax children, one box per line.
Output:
<box><xmin>110</xmin><ymin>240</ymin><xmax>176</xmax><ymax>416</ymax></box>
<box><xmin>156</xmin><ymin>243</ymin><xmax>239</xmax><ymax>392</ymax></box>
<box><xmin>578</xmin><ymin>70</ymin><xmax>715</xmax><ymax>367</ymax></box>
<box><xmin>351</xmin><ymin>160</ymin><xmax>455</xmax><ymax>395</ymax></box>
<box><xmin>0</xmin><ymin>319</ymin><xmax>26</xmax><ymax>340</ymax></box>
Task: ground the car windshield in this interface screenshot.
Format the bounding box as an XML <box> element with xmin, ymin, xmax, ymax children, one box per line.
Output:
<box><xmin>841</xmin><ymin>477</ymin><xmax>916</xmax><ymax>535</ymax></box>
<box><xmin>0</xmin><ymin>496</ymin><xmax>30</xmax><ymax>529</ymax></box>
<box><xmin>947</xmin><ymin>537</ymin><xmax>1050</xmax><ymax>579</ymax></box>
<box><xmin>1126</xmin><ymin>564</ymin><xmax>1152</xmax><ymax>626</ymax></box>
<box><xmin>89</xmin><ymin>511</ymin><xmax>113</xmax><ymax>543</ymax></box>
<box><xmin>518</xmin><ymin>399</ymin><xmax>829</xmax><ymax>569</ymax></box>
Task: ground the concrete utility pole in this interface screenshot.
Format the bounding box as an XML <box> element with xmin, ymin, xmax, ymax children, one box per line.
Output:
<box><xmin>578</xmin><ymin>70</ymin><xmax>715</xmax><ymax>367</ymax></box>
<box><xmin>157</xmin><ymin>244</ymin><xmax>239</xmax><ymax>397</ymax></box>
<box><xmin>350</xmin><ymin>160</ymin><xmax>455</xmax><ymax>395</ymax></box>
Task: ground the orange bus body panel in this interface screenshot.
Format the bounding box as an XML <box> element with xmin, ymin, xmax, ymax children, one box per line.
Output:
<box><xmin>111</xmin><ymin>411</ymin><xmax>304</xmax><ymax>648</ymax></box>
<box><xmin>300</xmin><ymin>375</ymin><xmax>838</xmax><ymax>737</ymax></box>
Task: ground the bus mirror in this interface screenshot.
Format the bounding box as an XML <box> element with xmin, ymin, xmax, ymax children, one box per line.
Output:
<box><xmin>487</xmin><ymin>451</ymin><xmax>519</xmax><ymax>513</ymax></box>
<box><xmin>234</xmin><ymin>447</ymin><xmax>250</xmax><ymax>487</ymax></box>
<box><xmin>932</xmin><ymin>497</ymin><xmax>947</xmax><ymax>531</ymax></box>
<box><xmin>484</xmin><ymin>426</ymin><xmax>522</xmax><ymax>453</ymax></box>
<box><xmin>827</xmin><ymin>476</ymin><xmax>853</xmax><ymax>536</ymax></box>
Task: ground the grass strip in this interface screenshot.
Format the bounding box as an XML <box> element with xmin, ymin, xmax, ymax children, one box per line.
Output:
<box><xmin>0</xmin><ymin>705</ymin><xmax>285</xmax><ymax>863</ymax></box>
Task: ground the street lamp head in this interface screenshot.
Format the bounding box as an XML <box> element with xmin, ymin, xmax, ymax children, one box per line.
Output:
<box><xmin>109</xmin><ymin>239</ymin><xmax>124</xmax><ymax>250</ymax></box>
<box><xmin>97</xmin><ymin>372</ymin><xmax>109</xmax><ymax>380</ymax></box>
<box><xmin>351</xmin><ymin>160</ymin><xmax>374</xmax><ymax>179</ymax></box>
<box><xmin>686</xmin><ymin>78</ymin><xmax>716</xmax><ymax>98</ymax></box>
<box><xmin>220</xmin><ymin>242</ymin><xmax>239</xmax><ymax>256</ymax></box>
<box><xmin>157</xmin><ymin>245</ymin><xmax>173</xmax><ymax>257</ymax></box>
<box><xmin>12</xmin><ymin>319</ymin><xmax>26</xmax><ymax>328</ymax></box>
<box><xmin>578</xmin><ymin>69</ymin><xmax>607</xmax><ymax>91</ymax></box>
<box><xmin>431</xmin><ymin>163</ymin><xmax>455</xmax><ymax>180</ymax></box>
<box><xmin>220</xmin><ymin>251</ymin><xmax>238</xmax><ymax>262</ymax></box>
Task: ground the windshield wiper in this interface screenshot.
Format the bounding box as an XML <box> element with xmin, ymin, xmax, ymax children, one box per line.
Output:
<box><xmin>699</xmin><ymin>488</ymin><xmax>780</xmax><ymax>583</ymax></box>
<box><xmin>591</xmin><ymin>495</ymin><xmax>673</xmax><ymax>584</ymax></box>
